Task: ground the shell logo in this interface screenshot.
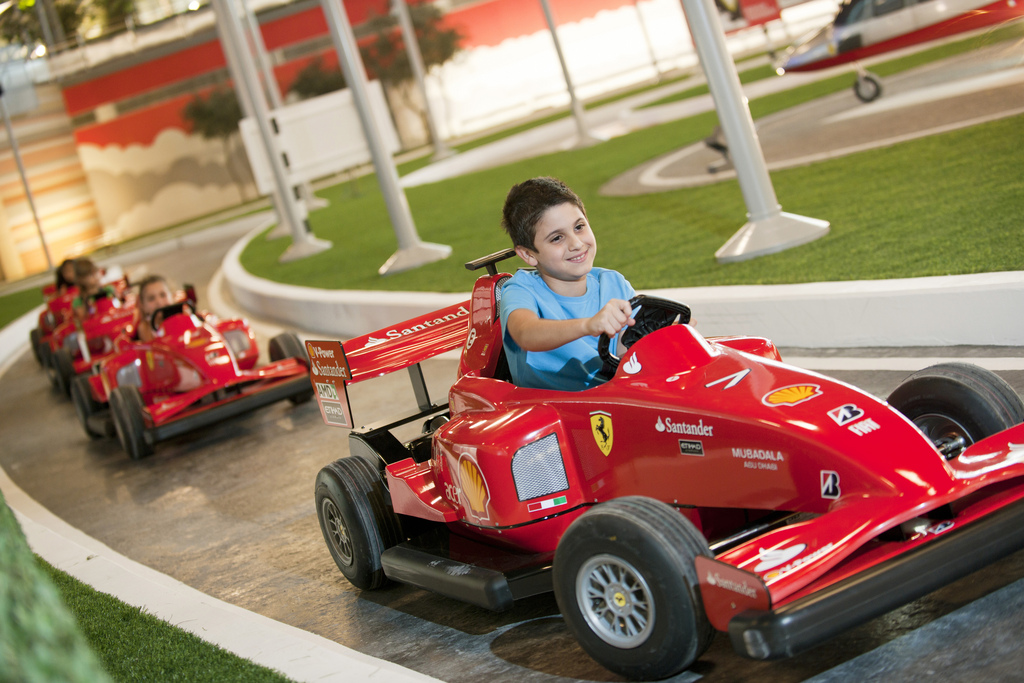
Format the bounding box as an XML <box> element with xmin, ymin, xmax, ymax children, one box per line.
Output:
<box><xmin>762</xmin><ymin>384</ymin><xmax>822</xmax><ymax>407</ymax></box>
<box><xmin>458</xmin><ymin>454</ymin><xmax>490</xmax><ymax>522</ymax></box>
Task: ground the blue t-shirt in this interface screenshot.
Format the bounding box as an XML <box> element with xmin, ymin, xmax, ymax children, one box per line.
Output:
<box><xmin>499</xmin><ymin>267</ymin><xmax>634</xmax><ymax>391</ymax></box>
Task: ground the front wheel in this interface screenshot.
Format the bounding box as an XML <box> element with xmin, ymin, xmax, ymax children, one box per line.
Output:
<box><xmin>53</xmin><ymin>348</ymin><xmax>76</xmax><ymax>397</ymax></box>
<box><xmin>110</xmin><ymin>385</ymin><xmax>153</xmax><ymax>460</ymax></box>
<box><xmin>553</xmin><ymin>497</ymin><xmax>714</xmax><ymax>680</ymax></box>
<box><xmin>71</xmin><ymin>375</ymin><xmax>105</xmax><ymax>439</ymax></box>
<box><xmin>29</xmin><ymin>328</ymin><xmax>43</xmax><ymax>365</ymax></box>
<box><xmin>854</xmin><ymin>72</ymin><xmax>882</xmax><ymax>103</ymax></box>
<box><xmin>315</xmin><ymin>456</ymin><xmax>402</xmax><ymax>590</ymax></box>
<box><xmin>269</xmin><ymin>332</ymin><xmax>313</xmax><ymax>405</ymax></box>
<box><xmin>888</xmin><ymin>362</ymin><xmax>1024</xmax><ymax>459</ymax></box>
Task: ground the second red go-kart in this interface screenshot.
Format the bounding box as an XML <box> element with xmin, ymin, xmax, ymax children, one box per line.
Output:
<box><xmin>309</xmin><ymin>249</ymin><xmax>1024</xmax><ymax>680</ymax></box>
<box><xmin>46</xmin><ymin>273</ymin><xmax>134</xmax><ymax>396</ymax></box>
<box><xmin>72</xmin><ymin>291</ymin><xmax>314</xmax><ymax>460</ymax></box>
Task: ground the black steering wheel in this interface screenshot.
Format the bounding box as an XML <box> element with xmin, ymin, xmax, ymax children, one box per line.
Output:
<box><xmin>150</xmin><ymin>302</ymin><xmax>192</xmax><ymax>332</ymax></box>
<box><xmin>597</xmin><ymin>295</ymin><xmax>691</xmax><ymax>378</ymax></box>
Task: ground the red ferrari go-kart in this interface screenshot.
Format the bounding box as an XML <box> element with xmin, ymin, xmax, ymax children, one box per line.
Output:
<box><xmin>309</xmin><ymin>249</ymin><xmax>1024</xmax><ymax>680</ymax></box>
<box><xmin>47</xmin><ymin>285</ymin><xmax>135</xmax><ymax>396</ymax></box>
<box><xmin>72</xmin><ymin>293</ymin><xmax>313</xmax><ymax>460</ymax></box>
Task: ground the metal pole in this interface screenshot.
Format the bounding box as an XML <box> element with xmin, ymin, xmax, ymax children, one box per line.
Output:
<box><xmin>212</xmin><ymin>0</ymin><xmax>331</xmax><ymax>262</ymax></box>
<box><xmin>0</xmin><ymin>92</ymin><xmax>53</xmax><ymax>271</ymax></box>
<box><xmin>238</xmin><ymin>0</ymin><xmax>326</xmax><ymax>221</ymax></box>
<box><xmin>632</xmin><ymin>0</ymin><xmax>663</xmax><ymax>81</ymax></box>
<box><xmin>677</xmin><ymin>0</ymin><xmax>828</xmax><ymax>262</ymax></box>
<box><xmin>538</xmin><ymin>0</ymin><xmax>598</xmax><ymax>147</ymax></box>
<box><xmin>393</xmin><ymin>0</ymin><xmax>453</xmax><ymax>161</ymax></box>
<box><xmin>319</xmin><ymin>0</ymin><xmax>450</xmax><ymax>275</ymax></box>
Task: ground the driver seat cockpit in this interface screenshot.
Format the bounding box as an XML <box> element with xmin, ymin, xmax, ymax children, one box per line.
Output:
<box><xmin>458</xmin><ymin>249</ymin><xmax>517</xmax><ymax>383</ymax></box>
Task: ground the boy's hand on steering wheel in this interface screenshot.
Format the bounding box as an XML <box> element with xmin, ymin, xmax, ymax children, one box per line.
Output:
<box><xmin>586</xmin><ymin>299</ymin><xmax>635</xmax><ymax>339</ymax></box>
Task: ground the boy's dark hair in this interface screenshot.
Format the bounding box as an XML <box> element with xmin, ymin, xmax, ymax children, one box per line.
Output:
<box><xmin>73</xmin><ymin>258</ymin><xmax>98</xmax><ymax>282</ymax></box>
<box><xmin>502</xmin><ymin>177</ymin><xmax>586</xmax><ymax>250</ymax></box>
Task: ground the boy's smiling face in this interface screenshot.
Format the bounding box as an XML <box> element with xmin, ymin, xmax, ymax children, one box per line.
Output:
<box><xmin>515</xmin><ymin>202</ymin><xmax>596</xmax><ymax>297</ymax></box>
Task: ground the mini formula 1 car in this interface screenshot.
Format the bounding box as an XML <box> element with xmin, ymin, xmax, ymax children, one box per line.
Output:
<box><xmin>311</xmin><ymin>249</ymin><xmax>1024</xmax><ymax>680</ymax></box>
<box><xmin>73</xmin><ymin>292</ymin><xmax>313</xmax><ymax>460</ymax></box>
<box><xmin>47</xmin><ymin>287</ymin><xmax>136</xmax><ymax>396</ymax></box>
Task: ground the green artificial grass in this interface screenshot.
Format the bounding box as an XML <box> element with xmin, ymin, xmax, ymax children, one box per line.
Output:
<box><xmin>1</xmin><ymin>490</ymin><xmax>111</xmax><ymax>683</ymax></box>
<box><xmin>40</xmin><ymin>561</ymin><xmax>295</xmax><ymax>683</ymax></box>
<box><xmin>0</xmin><ymin>287</ymin><xmax>44</xmax><ymax>330</ymax></box>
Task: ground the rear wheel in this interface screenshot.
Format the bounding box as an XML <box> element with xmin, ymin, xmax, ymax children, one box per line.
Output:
<box><xmin>269</xmin><ymin>332</ymin><xmax>313</xmax><ymax>404</ymax></box>
<box><xmin>72</xmin><ymin>375</ymin><xmax>105</xmax><ymax>439</ymax></box>
<box><xmin>53</xmin><ymin>349</ymin><xmax>75</xmax><ymax>397</ymax></box>
<box><xmin>110</xmin><ymin>385</ymin><xmax>153</xmax><ymax>460</ymax></box>
<box><xmin>315</xmin><ymin>456</ymin><xmax>402</xmax><ymax>590</ymax></box>
<box><xmin>553</xmin><ymin>496</ymin><xmax>714</xmax><ymax>680</ymax></box>
<box><xmin>888</xmin><ymin>362</ymin><xmax>1024</xmax><ymax>459</ymax></box>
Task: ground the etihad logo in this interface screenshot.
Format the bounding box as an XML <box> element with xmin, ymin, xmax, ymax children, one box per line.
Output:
<box><xmin>762</xmin><ymin>384</ymin><xmax>822</xmax><ymax>407</ymax></box>
<box><xmin>364</xmin><ymin>306</ymin><xmax>470</xmax><ymax>347</ymax></box>
<box><xmin>656</xmin><ymin>416</ymin><xmax>714</xmax><ymax>436</ymax></box>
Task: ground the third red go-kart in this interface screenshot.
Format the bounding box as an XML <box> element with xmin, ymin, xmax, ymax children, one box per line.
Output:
<box><xmin>73</xmin><ymin>290</ymin><xmax>313</xmax><ymax>460</ymax></box>
<box><xmin>309</xmin><ymin>249</ymin><xmax>1024</xmax><ymax>680</ymax></box>
<box><xmin>30</xmin><ymin>283</ymin><xmax>78</xmax><ymax>368</ymax></box>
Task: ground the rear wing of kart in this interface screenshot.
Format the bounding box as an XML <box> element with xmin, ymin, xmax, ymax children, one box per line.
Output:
<box><xmin>305</xmin><ymin>300</ymin><xmax>470</xmax><ymax>430</ymax></box>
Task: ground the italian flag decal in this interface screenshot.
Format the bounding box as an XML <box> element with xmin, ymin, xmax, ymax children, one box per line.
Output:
<box><xmin>528</xmin><ymin>495</ymin><xmax>568</xmax><ymax>513</ymax></box>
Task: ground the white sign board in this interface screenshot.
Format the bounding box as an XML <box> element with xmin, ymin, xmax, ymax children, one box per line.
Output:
<box><xmin>239</xmin><ymin>80</ymin><xmax>399</xmax><ymax>196</ymax></box>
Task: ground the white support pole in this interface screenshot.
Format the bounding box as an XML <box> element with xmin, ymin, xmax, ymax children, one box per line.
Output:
<box><xmin>212</xmin><ymin>0</ymin><xmax>331</xmax><ymax>262</ymax></box>
<box><xmin>238</xmin><ymin>0</ymin><xmax>327</xmax><ymax>228</ymax></box>
<box><xmin>319</xmin><ymin>0</ymin><xmax>450</xmax><ymax>276</ymax></box>
<box><xmin>538</xmin><ymin>0</ymin><xmax>599</xmax><ymax>147</ymax></box>
<box><xmin>0</xmin><ymin>93</ymin><xmax>53</xmax><ymax>271</ymax></box>
<box><xmin>393</xmin><ymin>0</ymin><xmax>453</xmax><ymax>162</ymax></box>
<box><xmin>678</xmin><ymin>0</ymin><xmax>828</xmax><ymax>263</ymax></box>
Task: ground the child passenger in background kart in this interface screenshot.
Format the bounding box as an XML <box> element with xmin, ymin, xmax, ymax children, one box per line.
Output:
<box><xmin>134</xmin><ymin>274</ymin><xmax>201</xmax><ymax>391</ymax></box>
<box><xmin>135</xmin><ymin>274</ymin><xmax>174</xmax><ymax>343</ymax></box>
<box><xmin>54</xmin><ymin>258</ymin><xmax>77</xmax><ymax>295</ymax></box>
<box><xmin>499</xmin><ymin>176</ymin><xmax>635</xmax><ymax>391</ymax></box>
<box><xmin>71</xmin><ymin>258</ymin><xmax>117</xmax><ymax>322</ymax></box>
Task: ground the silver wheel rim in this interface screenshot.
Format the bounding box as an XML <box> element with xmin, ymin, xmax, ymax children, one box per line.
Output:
<box><xmin>321</xmin><ymin>497</ymin><xmax>353</xmax><ymax>566</ymax></box>
<box><xmin>576</xmin><ymin>553</ymin><xmax>655</xmax><ymax>648</ymax></box>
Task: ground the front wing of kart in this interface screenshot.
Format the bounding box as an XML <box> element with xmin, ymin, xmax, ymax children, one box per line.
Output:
<box><xmin>701</xmin><ymin>429</ymin><xmax>1024</xmax><ymax>659</ymax></box>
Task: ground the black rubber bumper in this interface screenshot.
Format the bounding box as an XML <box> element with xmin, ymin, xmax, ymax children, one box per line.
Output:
<box><xmin>729</xmin><ymin>496</ymin><xmax>1024</xmax><ymax>660</ymax></box>
<box><xmin>151</xmin><ymin>376</ymin><xmax>311</xmax><ymax>443</ymax></box>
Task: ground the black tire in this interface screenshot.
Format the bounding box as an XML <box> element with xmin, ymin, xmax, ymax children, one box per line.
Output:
<box><xmin>53</xmin><ymin>348</ymin><xmax>75</xmax><ymax>397</ymax></box>
<box><xmin>39</xmin><ymin>342</ymin><xmax>52</xmax><ymax>371</ymax></box>
<box><xmin>110</xmin><ymin>385</ymin><xmax>153</xmax><ymax>460</ymax></box>
<box><xmin>315</xmin><ymin>456</ymin><xmax>402</xmax><ymax>590</ymax></box>
<box><xmin>269</xmin><ymin>332</ymin><xmax>313</xmax><ymax>404</ymax></box>
<box><xmin>30</xmin><ymin>328</ymin><xmax>43</xmax><ymax>365</ymax></box>
<box><xmin>854</xmin><ymin>72</ymin><xmax>882</xmax><ymax>103</ymax></box>
<box><xmin>553</xmin><ymin>496</ymin><xmax>714</xmax><ymax>680</ymax></box>
<box><xmin>71</xmin><ymin>375</ymin><xmax>105</xmax><ymax>439</ymax></box>
<box><xmin>888</xmin><ymin>362</ymin><xmax>1024</xmax><ymax>459</ymax></box>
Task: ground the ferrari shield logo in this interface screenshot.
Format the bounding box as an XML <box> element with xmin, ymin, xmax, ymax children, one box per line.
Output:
<box><xmin>590</xmin><ymin>411</ymin><xmax>614</xmax><ymax>456</ymax></box>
